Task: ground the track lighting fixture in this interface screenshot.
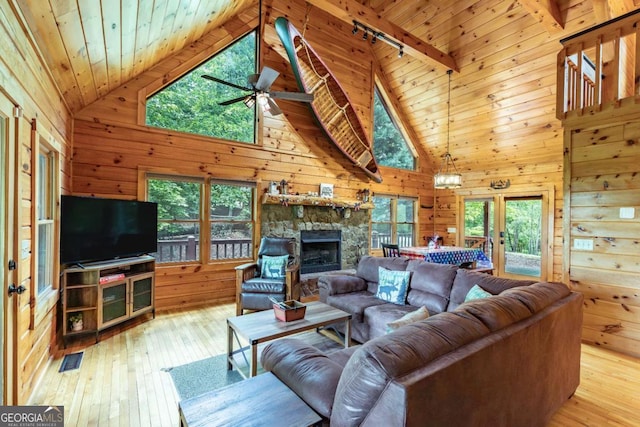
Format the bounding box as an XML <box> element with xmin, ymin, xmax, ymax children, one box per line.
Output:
<box><xmin>351</xmin><ymin>20</ymin><xmax>404</xmax><ymax>59</ymax></box>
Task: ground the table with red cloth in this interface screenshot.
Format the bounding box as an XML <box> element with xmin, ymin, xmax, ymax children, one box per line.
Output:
<box><xmin>399</xmin><ymin>246</ymin><xmax>490</xmax><ymax>266</ymax></box>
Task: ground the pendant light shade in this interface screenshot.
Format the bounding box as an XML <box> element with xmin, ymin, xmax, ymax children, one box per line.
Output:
<box><xmin>434</xmin><ymin>69</ymin><xmax>462</xmax><ymax>189</ymax></box>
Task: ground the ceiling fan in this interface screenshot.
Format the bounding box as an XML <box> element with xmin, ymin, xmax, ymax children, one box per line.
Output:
<box><xmin>201</xmin><ymin>66</ymin><xmax>314</xmax><ymax>116</ymax></box>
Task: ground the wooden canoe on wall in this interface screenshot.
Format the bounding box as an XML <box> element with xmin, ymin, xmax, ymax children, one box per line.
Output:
<box><xmin>275</xmin><ymin>17</ymin><xmax>383</xmax><ymax>183</ymax></box>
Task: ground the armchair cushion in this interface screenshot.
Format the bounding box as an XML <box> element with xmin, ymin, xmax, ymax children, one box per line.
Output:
<box><xmin>241</xmin><ymin>278</ymin><xmax>286</xmax><ymax>294</ymax></box>
<box><xmin>260</xmin><ymin>255</ymin><xmax>289</xmax><ymax>279</ymax></box>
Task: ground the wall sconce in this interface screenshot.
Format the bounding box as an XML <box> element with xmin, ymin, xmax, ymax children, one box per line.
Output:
<box><xmin>490</xmin><ymin>179</ymin><xmax>511</xmax><ymax>190</ymax></box>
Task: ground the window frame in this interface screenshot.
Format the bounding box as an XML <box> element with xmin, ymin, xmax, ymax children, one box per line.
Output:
<box><xmin>143</xmin><ymin>171</ymin><xmax>256</xmax><ymax>265</ymax></box>
<box><xmin>32</xmin><ymin>121</ymin><xmax>61</xmax><ymax>329</ymax></box>
<box><xmin>371</xmin><ymin>194</ymin><xmax>418</xmax><ymax>252</ymax></box>
<box><xmin>143</xmin><ymin>30</ymin><xmax>259</xmax><ymax>145</ymax></box>
<box><xmin>372</xmin><ymin>82</ymin><xmax>419</xmax><ymax>171</ymax></box>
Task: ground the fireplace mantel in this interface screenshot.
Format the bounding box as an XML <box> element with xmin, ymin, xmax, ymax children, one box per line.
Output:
<box><xmin>262</xmin><ymin>193</ymin><xmax>374</xmax><ymax>209</ymax></box>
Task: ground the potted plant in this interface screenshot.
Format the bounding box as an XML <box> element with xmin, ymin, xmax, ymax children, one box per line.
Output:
<box><xmin>69</xmin><ymin>313</ymin><xmax>83</xmax><ymax>332</ymax></box>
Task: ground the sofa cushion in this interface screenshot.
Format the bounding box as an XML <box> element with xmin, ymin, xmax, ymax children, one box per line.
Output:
<box><xmin>464</xmin><ymin>284</ymin><xmax>492</xmax><ymax>302</ymax></box>
<box><xmin>374</xmin><ymin>267</ymin><xmax>410</xmax><ymax>305</ymax></box>
<box><xmin>326</xmin><ymin>291</ymin><xmax>386</xmax><ymax>325</ymax></box>
<box><xmin>447</xmin><ymin>269</ymin><xmax>536</xmax><ymax>311</ymax></box>
<box><xmin>356</xmin><ymin>256</ymin><xmax>410</xmax><ymax>293</ymax></box>
<box><xmin>406</xmin><ymin>261</ymin><xmax>458</xmax><ymax>313</ymax></box>
<box><xmin>331</xmin><ymin>311</ymin><xmax>491</xmax><ymax>426</ymax></box>
<box><xmin>260</xmin><ymin>254</ymin><xmax>288</xmax><ymax>279</ymax></box>
<box><xmin>261</xmin><ymin>338</ymin><xmax>343</xmax><ymax>418</ymax></box>
<box><xmin>386</xmin><ymin>306</ymin><xmax>429</xmax><ymax>333</ymax></box>
<box><xmin>364</xmin><ymin>303</ymin><xmax>417</xmax><ymax>339</ymax></box>
<box><xmin>500</xmin><ymin>282</ymin><xmax>570</xmax><ymax>314</ymax></box>
<box><xmin>454</xmin><ymin>294</ymin><xmax>533</xmax><ymax>332</ymax></box>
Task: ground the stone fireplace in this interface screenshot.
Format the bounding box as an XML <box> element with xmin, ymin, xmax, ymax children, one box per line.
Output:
<box><xmin>261</xmin><ymin>203</ymin><xmax>369</xmax><ymax>271</ymax></box>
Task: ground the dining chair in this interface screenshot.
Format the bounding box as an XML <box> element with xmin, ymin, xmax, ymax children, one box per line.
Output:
<box><xmin>381</xmin><ymin>243</ymin><xmax>400</xmax><ymax>257</ymax></box>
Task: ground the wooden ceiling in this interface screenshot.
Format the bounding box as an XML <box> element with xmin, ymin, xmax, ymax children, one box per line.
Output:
<box><xmin>13</xmin><ymin>0</ymin><xmax>640</xmax><ymax>169</ymax></box>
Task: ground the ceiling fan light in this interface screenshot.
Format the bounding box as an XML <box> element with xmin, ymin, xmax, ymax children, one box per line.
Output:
<box><xmin>243</xmin><ymin>96</ymin><xmax>255</xmax><ymax>108</ymax></box>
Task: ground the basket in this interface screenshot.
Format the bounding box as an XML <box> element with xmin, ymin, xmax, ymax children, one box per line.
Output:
<box><xmin>273</xmin><ymin>300</ymin><xmax>306</xmax><ymax>322</ymax></box>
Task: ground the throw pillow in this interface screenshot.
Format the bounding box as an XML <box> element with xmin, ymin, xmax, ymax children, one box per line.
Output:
<box><xmin>386</xmin><ymin>306</ymin><xmax>430</xmax><ymax>333</ymax></box>
<box><xmin>464</xmin><ymin>284</ymin><xmax>492</xmax><ymax>302</ymax></box>
<box><xmin>375</xmin><ymin>267</ymin><xmax>411</xmax><ymax>305</ymax></box>
<box><xmin>261</xmin><ymin>255</ymin><xmax>289</xmax><ymax>279</ymax></box>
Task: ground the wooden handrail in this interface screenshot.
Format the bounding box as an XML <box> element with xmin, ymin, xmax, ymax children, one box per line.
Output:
<box><xmin>557</xmin><ymin>9</ymin><xmax>640</xmax><ymax>120</ymax></box>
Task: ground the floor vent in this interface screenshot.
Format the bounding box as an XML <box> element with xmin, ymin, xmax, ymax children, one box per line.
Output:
<box><xmin>59</xmin><ymin>352</ymin><xmax>83</xmax><ymax>372</ymax></box>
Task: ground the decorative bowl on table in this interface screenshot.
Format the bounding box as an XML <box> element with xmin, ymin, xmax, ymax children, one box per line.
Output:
<box><xmin>273</xmin><ymin>300</ymin><xmax>306</xmax><ymax>322</ymax></box>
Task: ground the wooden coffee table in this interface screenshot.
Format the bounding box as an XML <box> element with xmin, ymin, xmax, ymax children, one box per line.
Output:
<box><xmin>227</xmin><ymin>301</ymin><xmax>351</xmax><ymax>378</ymax></box>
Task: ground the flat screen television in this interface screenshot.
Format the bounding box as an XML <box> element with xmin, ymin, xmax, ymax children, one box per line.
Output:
<box><xmin>60</xmin><ymin>195</ymin><xmax>158</xmax><ymax>264</ymax></box>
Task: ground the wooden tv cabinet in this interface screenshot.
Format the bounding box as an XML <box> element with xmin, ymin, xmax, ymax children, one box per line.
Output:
<box><xmin>62</xmin><ymin>255</ymin><xmax>155</xmax><ymax>346</ymax></box>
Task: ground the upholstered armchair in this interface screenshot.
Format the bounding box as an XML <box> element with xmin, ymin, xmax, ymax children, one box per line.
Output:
<box><xmin>234</xmin><ymin>237</ymin><xmax>300</xmax><ymax>316</ymax></box>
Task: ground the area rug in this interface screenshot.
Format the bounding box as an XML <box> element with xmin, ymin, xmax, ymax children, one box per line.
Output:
<box><xmin>164</xmin><ymin>353</ymin><xmax>242</xmax><ymax>400</ymax></box>
<box><xmin>164</xmin><ymin>330</ymin><xmax>344</xmax><ymax>401</ymax></box>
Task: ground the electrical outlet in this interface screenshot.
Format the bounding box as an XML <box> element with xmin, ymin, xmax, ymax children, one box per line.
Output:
<box><xmin>573</xmin><ymin>238</ymin><xmax>593</xmax><ymax>251</ymax></box>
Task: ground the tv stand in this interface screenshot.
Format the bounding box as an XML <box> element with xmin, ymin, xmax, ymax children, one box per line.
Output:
<box><xmin>62</xmin><ymin>255</ymin><xmax>155</xmax><ymax>347</ymax></box>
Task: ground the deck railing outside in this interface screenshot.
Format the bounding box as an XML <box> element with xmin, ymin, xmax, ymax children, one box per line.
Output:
<box><xmin>155</xmin><ymin>237</ymin><xmax>251</xmax><ymax>263</ymax></box>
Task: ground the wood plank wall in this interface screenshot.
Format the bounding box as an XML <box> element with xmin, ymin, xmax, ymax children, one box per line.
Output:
<box><xmin>73</xmin><ymin>2</ymin><xmax>434</xmax><ymax>311</ymax></box>
<box><xmin>1</xmin><ymin>1</ymin><xmax>72</xmax><ymax>404</ymax></box>
<box><xmin>564</xmin><ymin>108</ymin><xmax>640</xmax><ymax>358</ymax></box>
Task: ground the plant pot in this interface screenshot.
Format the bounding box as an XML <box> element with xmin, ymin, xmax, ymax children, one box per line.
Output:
<box><xmin>71</xmin><ymin>320</ymin><xmax>83</xmax><ymax>332</ymax></box>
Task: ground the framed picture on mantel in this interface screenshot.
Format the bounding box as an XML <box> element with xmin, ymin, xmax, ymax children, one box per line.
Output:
<box><xmin>320</xmin><ymin>183</ymin><xmax>333</xmax><ymax>198</ymax></box>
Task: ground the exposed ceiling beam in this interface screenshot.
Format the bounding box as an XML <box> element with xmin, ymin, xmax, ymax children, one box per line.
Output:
<box><xmin>518</xmin><ymin>0</ymin><xmax>564</xmax><ymax>34</ymax></box>
<box><xmin>305</xmin><ymin>0</ymin><xmax>458</xmax><ymax>72</ymax></box>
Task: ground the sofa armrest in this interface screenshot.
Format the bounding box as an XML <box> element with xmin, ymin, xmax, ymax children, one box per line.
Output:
<box><xmin>261</xmin><ymin>338</ymin><xmax>343</xmax><ymax>419</ymax></box>
<box><xmin>318</xmin><ymin>275</ymin><xmax>367</xmax><ymax>298</ymax></box>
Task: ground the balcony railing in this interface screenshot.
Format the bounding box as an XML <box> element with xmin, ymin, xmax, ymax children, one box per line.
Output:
<box><xmin>557</xmin><ymin>9</ymin><xmax>640</xmax><ymax>120</ymax></box>
<box><xmin>155</xmin><ymin>237</ymin><xmax>252</xmax><ymax>263</ymax></box>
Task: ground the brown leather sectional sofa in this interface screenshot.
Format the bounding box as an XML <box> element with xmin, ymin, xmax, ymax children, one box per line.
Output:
<box><xmin>261</xmin><ymin>256</ymin><xmax>583</xmax><ymax>426</ymax></box>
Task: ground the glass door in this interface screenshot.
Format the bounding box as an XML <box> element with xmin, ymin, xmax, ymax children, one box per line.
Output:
<box><xmin>459</xmin><ymin>189</ymin><xmax>552</xmax><ymax>281</ymax></box>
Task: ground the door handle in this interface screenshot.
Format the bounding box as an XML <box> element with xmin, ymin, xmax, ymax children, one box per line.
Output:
<box><xmin>8</xmin><ymin>284</ymin><xmax>27</xmax><ymax>296</ymax></box>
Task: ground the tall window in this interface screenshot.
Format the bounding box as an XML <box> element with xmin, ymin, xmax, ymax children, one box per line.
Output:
<box><xmin>36</xmin><ymin>147</ymin><xmax>55</xmax><ymax>295</ymax></box>
<box><xmin>373</xmin><ymin>87</ymin><xmax>416</xmax><ymax>170</ymax></box>
<box><xmin>146</xmin><ymin>32</ymin><xmax>257</xmax><ymax>143</ymax></box>
<box><xmin>147</xmin><ymin>176</ymin><xmax>202</xmax><ymax>263</ymax></box>
<box><xmin>147</xmin><ymin>175</ymin><xmax>255</xmax><ymax>263</ymax></box>
<box><xmin>371</xmin><ymin>195</ymin><xmax>416</xmax><ymax>249</ymax></box>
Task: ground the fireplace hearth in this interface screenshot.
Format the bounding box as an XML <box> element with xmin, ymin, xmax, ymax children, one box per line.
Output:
<box><xmin>300</xmin><ymin>230</ymin><xmax>341</xmax><ymax>274</ymax></box>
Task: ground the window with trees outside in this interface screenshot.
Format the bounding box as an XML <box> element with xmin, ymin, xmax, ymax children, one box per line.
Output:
<box><xmin>371</xmin><ymin>195</ymin><xmax>416</xmax><ymax>249</ymax></box>
<box><xmin>373</xmin><ymin>87</ymin><xmax>416</xmax><ymax>170</ymax></box>
<box><xmin>37</xmin><ymin>146</ymin><xmax>56</xmax><ymax>295</ymax></box>
<box><xmin>145</xmin><ymin>31</ymin><xmax>257</xmax><ymax>143</ymax></box>
<box><xmin>147</xmin><ymin>175</ymin><xmax>255</xmax><ymax>264</ymax></box>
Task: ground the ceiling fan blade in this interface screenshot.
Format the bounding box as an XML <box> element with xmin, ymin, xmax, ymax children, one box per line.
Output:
<box><xmin>266</xmin><ymin>98</ymin><xmax>283</xmax><ymax>116</ymax></box>
<box><xmin>218</xmin><ymin>95</ymin><xmax>251</xmax><ymax>106</ymax></box>
<box><xmin>270</xmin><ymin>91</ymin><xmax>314</xmax><ymax>103</ymax></box>
<box><xmin>254</xmin><ymin>66</ymin><xmax>280</xmax><ymax>91</ymax></box>
<box><xmin>202</xmin><ymin>75</ymin><xmax>251</xmax><ymax>92</ymax></box>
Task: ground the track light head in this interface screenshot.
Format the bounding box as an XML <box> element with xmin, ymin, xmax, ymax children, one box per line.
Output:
<box><xmin>363</xmin><ymin>30</ymin><xmax>368</xmax><ymax>40</ymax></box>
<box><xmin>398</xmin><ymin>47</ymin><xmax>404</xmax><ymax>58</ymax></box>
<box><xmin>371</xmin><ymin>34</ymin><xmax>377</xmax><ymax>44</ymax></box>
<box><xmin>352</xmin><ymin>24</ymin><xmax>358</xmax><ymax>35</ymax></box>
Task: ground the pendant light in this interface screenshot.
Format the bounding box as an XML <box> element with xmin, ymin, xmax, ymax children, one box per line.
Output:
<box><xmin>434</xmin><ymin>69</ymin><xmax>462</xmax><ymax>189</ymax></box>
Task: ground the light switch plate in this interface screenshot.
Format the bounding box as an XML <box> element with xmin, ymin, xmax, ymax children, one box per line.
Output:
<box><xmin>447</xmin><ymin>227</ymin><xmax>456</xmax><ymax>233</ymax></box>
<box><xmin>573</xmin><ymin>238</ymin><xmax>593</xmax><ymax>251</ymax></box>
<box><xmin>620</xmin><ymin>207</ymin><xmax>635</xmax><ymax>219</ymax></box>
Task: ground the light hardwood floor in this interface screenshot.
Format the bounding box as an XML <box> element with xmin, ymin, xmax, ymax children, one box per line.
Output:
<box><xmin>30</xmin><ymin>303</ymin><xmax>640</xmax><ymax>426</ymax></box>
